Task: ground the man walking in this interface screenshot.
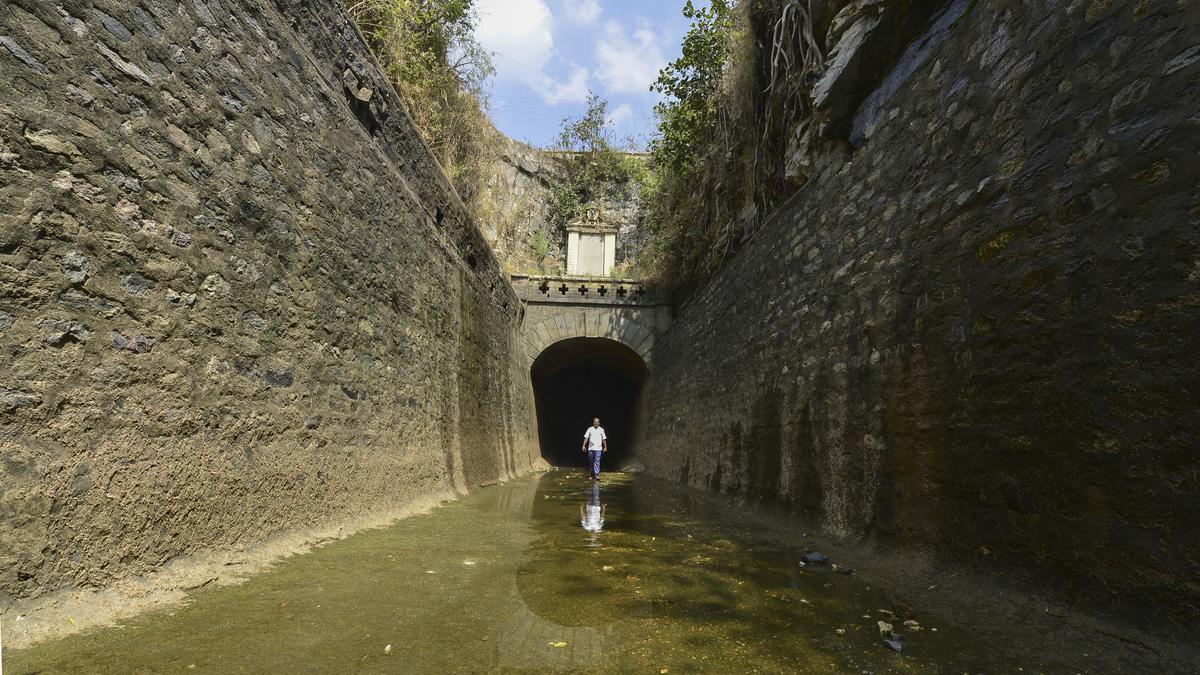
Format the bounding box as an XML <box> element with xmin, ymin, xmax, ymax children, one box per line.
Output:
<box><xmin>581</xmin><ymin>417</ymin><xmax>607</xmax><ymax>481</ymax></box>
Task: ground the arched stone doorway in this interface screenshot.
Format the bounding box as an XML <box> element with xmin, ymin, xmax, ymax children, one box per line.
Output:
<box><xmin>522</xmin><ymin>313</ymin><xmax>655</xmax><ymax>366</ymax></box>
<box><xmin>512</xmin><ymin>278</ymin><xmax>669</xmax><ymax>469</ymax></box>
<box><xmin>529</xmin><ymin>337</ymin><xmax>648</xmax><ymax>468</ymax></box>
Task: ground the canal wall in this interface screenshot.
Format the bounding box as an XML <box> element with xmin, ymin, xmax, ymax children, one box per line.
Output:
<box><xmin>643</xmin><ymin>0</ymin><xmax>1200</xmax><ymax>632</ymax></box>
<box><xmin>0</xmin><ymin>0</ymin><xmax>535</xmax><ymax>610</ymax></box>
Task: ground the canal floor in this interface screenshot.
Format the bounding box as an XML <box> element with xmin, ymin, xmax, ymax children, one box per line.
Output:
<box><xmin>6</xmin><ymin>471</ymin><xmax>1185</xmax><ymax>673</ymax></box>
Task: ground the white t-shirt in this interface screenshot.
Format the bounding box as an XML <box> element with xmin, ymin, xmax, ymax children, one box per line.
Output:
<box><xmin>584</xmin><ymin>426</ymin><xmax>606</xmax><ymax>451</ymax></box>
<box><xmin>581</xmin><ymin>505</ymin><xmax>604</xmax><ymax>532</ymax></box>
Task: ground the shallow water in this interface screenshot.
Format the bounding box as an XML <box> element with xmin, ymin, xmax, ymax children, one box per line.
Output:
<box><xmin>7</xmin><ymin>472</ymin><xmax>1098</xmax><ymax>673</ymax></box>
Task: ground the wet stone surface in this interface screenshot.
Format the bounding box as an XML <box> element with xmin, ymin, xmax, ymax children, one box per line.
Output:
<box><xmin>8</xmin><ymin>471</ymin><xmax>1178</xmax><ymax>673</ymax></box>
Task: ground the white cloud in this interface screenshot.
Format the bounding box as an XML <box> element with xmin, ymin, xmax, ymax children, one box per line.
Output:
<box><xmin>563</xmin><ymin>0</ymin><xmax>601</xmax><ymax>25</ymax></box>
<box><xmin>476</xmin><ymin>0</ymin><xmax>597</xmax><ymax>105</ymax></box>
<box><xmin>607</xmin><ymin>103</ymin><xmax>633</xmax><ymax>129</ymax></box>
<box><xmin>595</xmin><ymin>19</ymin><xmax>667</xmax><ymax>95</ymax></box>
<box><xmin>542</xmin><ymin>65</ymin><xmax>592</xmax><ymax>105</ymax></box>
<box><xmin>475</xmin><ymin>0</ymin><xmax>555</xmax><ymax>89</ymax></box>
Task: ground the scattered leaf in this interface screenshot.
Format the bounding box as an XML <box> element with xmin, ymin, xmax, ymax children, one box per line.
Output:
<box><xmin>549</xmin><ymin>641</ymin><xmax>568</xmax><ymax>648</ymax></box>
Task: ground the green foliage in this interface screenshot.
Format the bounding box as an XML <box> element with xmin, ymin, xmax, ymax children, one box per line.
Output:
<box><xmin>546</xmin><ymin>173</ymin><xmax>585</xmax><ymax>228</ymax></box>
<box><xmin>617</xmin><ymin>154</ymin><xmax>653</xmax><ymax>188</ymax></box>
<box><xmin>649</xmin><ymin>0</ymin><xmax>735</xmax><ymax>174</ymax></box>
<box><xmin>556</xmin><ymin>93</ymin><xmax>613</xmax><ymax>157</ymax></box>
<box><xmin>555</xmin><ymin>93</ymin><xmax>631</xmax><ymax>188</ymax></box>
<box><xmin>639</xmin><ymin>0</ymin><xmax>742</xmax><ymax>283</ymax></box>
<box><xmin>548</xmin><ymin>93</ymin><xmax>649</xmax><ymax>229</ymax></box>
<box><xmin>529</xmin><ymin>229</ymin><xmax>551</xmax><ymax>272</ymax></box>
<box><xmin>640</xmin><ymin>0</ymin><xmax>826</xmax><ymax>287</ymax></box>
<box><xmin>344</xmin><ymin>0</ymin><xmax>496</xmax><ymax>201</ymax></box>
<box><xmin>608</xmin><ymin>259</ymin><xmax>637</xmax><ymax>280</ymax></box>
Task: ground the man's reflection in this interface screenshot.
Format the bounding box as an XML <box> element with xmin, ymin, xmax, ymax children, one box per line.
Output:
<box><xmin>580</xmin><ymin>481</ymin><xmax>605</xmax><ymax>532</ymax></box>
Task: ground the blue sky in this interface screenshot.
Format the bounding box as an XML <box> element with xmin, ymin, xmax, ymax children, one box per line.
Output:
<box><xmin>473</xmin><ymin>0</ymin><xmax>693</xmax><ymax>149</ymax></box>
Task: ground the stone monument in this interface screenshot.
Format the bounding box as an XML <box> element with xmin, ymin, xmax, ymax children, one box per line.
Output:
<box><xmin>565</xmin><ymin>206</ymin><xmax>619</xmax><ymax>276</ymax></box>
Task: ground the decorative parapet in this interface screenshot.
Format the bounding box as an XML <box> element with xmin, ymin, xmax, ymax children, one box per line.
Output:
<box><xmin>511</xmin><ymin>274</ymin><xmax>664</xmax><ymax>306</ymax></box>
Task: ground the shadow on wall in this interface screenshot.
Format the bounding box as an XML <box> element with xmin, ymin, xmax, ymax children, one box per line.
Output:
<box><xmin>530</xmin><ymin>337</ymin><xmax>647</xmax><ymax>468</ymax></box>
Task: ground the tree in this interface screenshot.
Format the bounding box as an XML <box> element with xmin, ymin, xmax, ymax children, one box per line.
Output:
<box><xmin>556</xmin><ymin>93</ymin><xmax>612</xmax><ymax>159</ymax></box>
<box><xmin>546</xmin><ymin>93</ymin><xmax>631</xmax><ymax>226</ymax></box>
<box><xmin>650</xmin><ymin>0</ymin><xmax>735</xmax><ymax>173</ymax></box>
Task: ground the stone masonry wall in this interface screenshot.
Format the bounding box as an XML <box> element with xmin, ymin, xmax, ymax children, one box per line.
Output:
<box><xmin>0</xmin><ymin>0</ymin><xmax>535</xmax><ymax>607</ymax></box>
<box><xmin>644</xmin><ymin>0</ymin><xmax>1200</xmax><ymax>633</ymax></box>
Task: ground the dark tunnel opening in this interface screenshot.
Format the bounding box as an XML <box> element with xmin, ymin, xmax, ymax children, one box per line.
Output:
<box><xmin>531</xmin><ymin>337</ymin><xmax>648</xmax><ymax>469</ymax></box>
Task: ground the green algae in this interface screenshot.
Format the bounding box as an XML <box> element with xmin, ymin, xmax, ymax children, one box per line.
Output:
<box><xmin>8</xmin><ymin>472</ymin><xmax>1079</xmax><ymax>673</ymax></box>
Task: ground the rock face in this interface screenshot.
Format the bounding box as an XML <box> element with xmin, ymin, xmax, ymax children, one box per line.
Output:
<box><xmin>644</xmin><ymin>0</ymin><xmax>1200</xmax><ymax>634</ymax></box>
<box><xmin>0</xmin><ymin>0</ymin><xmax>535</xmax><ymax>607</ymax></box>
<box><xmin>483</xmin><ymin>137</ymin><xmax>648</xmax><ymax>274</ymax></box>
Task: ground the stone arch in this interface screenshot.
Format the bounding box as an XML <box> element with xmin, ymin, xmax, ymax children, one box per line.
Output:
<box><xmin>522</xmin><ymin>311</ymin><xmax>654</xmax><ymax>367</ymax></box>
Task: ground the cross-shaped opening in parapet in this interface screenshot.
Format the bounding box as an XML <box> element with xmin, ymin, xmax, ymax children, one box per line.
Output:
<box><xmin>635</xmin><ymin>286</ymin><xmax>645</xmax><ymax>297</ymax></box>
<box><xmin>598</xmin><ymin>285</ymin><xmax>608</xmax><ymax>296</ymax></box>
<box><xmin>578</xmin><ymin>284</ymin><xmax>589</xmax><ymax>296</ymax></box>
<box><xmin>559</xmin><ymin>283</ymin><xmax>569</xmax><ymax>295</ymax></box>
<box><xmin>538</xmin><ymin>280</ymin><xmax>550</xmax><ymax>295</ymax></box>
<box><xmin>617</xmin><ymin>286</ymin><xmax>627</xmax><ymax>298</ymax></box>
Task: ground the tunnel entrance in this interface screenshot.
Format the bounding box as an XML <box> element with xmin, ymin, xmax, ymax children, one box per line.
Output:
<box><xmin>531</xmin><ymin>337</ymin><xmax>648</xmax><ymax>468</ymax></box>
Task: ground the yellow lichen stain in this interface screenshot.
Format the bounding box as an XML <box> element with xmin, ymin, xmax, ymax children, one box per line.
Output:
<box><xmin>1023</xmin><ymin>216</ymin><xmax>1049</xmax><ymax>238</ymax></box>
<box><xmin>1085</xmin><ymin>0</ymin><xmax>1115</xmax><ymax>22</ymax></box>
<box><xmin>1014</xmin><ymin>310</ymin><xmax>1045</xmax><ymax>325</ymax></box>
<box><xmin>1134</xmin><ymin>200</ymin><xmax>1154</xmax><ymax>222</ymax></box>
<box><xmin>1012</xmin><ymin>435</ymin><xmax>1034</xmax><ymax>449</ymax></box>
<box><xmin>1161</xmin><ymin>291</ymin><xmax>1200</xmax><ymax>310</ymax></box>
<box><xmin>971</xmin><ymin>317</ymin><xmax>993</xmax><ymax>335</ymax></box>
<box><xmin>1056</xmin><ymin>197</ymin><xmax>1090</xmax><ymax>224</ymax></box>
<box><xmin>1133</xmin><ymin>0</ymin><xmax>1151</xmax><ymax>20</ymax></box>
<box><xmin>976</xmin><ymin>229</ymin><xmax>1014</xmax><ymax>262</ymax></box>
<box><xmin>997</xmin><ymin>157</ymin><xmax>1025</xmax><ymax>180</ymax></box>
<box><xmin>1131</xmin><ymin>160</ymin><xmax>1173</xmax><ymax>185</ymax></box>
<box><xmin>1107</xmin><ymin>387</ymin><xmax>1173</xmax><ymax>420</ymax></box>
<box><xmin>1022</xmin><ymin>267</ymin><xmax>1058</xmax><ymax>289</ymax></box>
<box><xmin>1114</xmin><ymin>308</ymin><xmax>1146</xmax><ymax>325</ymax></box>
<box><xmin>1059</xmin><ymin>297</ymin><xmax>1075</xmax><ymax>318</ymax></box>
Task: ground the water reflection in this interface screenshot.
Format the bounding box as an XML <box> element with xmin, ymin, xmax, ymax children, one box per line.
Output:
<box><xmin>8</xmin><ymin>470</ymin><xmax>1169</xmax><ymax>673</ymax></box>
<box><xmin>580</xmin><ymin>480</ymin><xmax>606</xmax><ymax>533</ymax></box>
